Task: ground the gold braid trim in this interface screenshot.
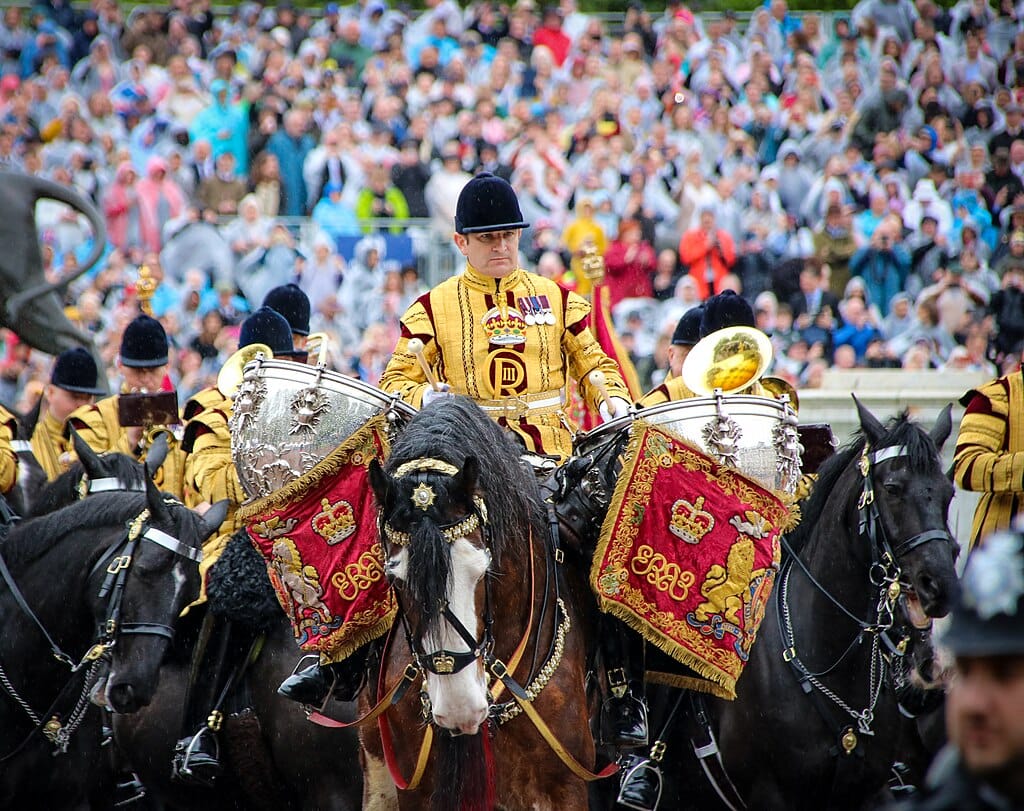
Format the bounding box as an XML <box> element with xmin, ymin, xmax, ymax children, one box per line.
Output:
<box><xmin>394</xmin><ymin>458</ymin><xmax>459</xmax><ymax>478</ymax></box>
<box><xmin>319</xmin><ymin>607</ymin><xmax>399</xmax><ymax>664</ymax></box>
<box><xmin>589</xmin><ymin>418</ymin><xmax>794</xmax><ymax>701</ymax></box>
<box><xmin>236</xmin><ymin>414</ymin><xmax>391</xmax><ymax>522</ymax></box>
<box><xmin>384</xmin><ymin>512</ymin><xmax>480</xmax><ymax>547</ymax></box>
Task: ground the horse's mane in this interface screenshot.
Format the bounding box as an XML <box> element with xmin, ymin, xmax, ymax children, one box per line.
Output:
<box><xmin>787</xmin><ymin>410</ymin><xmax>941</xmax><ymax>554</ymax></box>
<box><xmin>383</xmin><ymin>397</ymin><xmax>546</xmax><ymax>623</ymax></box>
<box><xmin>4</xmin><ymin>491</ymin><xmax>152</xmax><ymax>568</ymax></box>
<box><xmin>30</xmin><ymin>453</ymin><xmax>148</xmax><ymax>518</ymax></box>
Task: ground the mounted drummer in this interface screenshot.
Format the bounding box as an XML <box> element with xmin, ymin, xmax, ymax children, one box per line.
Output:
<box><xmin>378</xmin><ymin>172</ymin><xmax>632</xmax><ymax>462</ymax></box>
<box><xmin>172</xmin><ymin>306</ymin><xmax>301</xmax><ymax>786</ymax></box>
<box><xmin>278</xmin><ymin>172</ymin><xmax>651</xmax><ymax>751</ymax></box>
<box><xmin>29</xmin><ymin>347</ymin><xmax>105</xmax><ymax>480</ymax></box>
<box><xmin>66</xmin><ymin>314</ymin><xmax>187</xmax><ymax>498</ymax></box>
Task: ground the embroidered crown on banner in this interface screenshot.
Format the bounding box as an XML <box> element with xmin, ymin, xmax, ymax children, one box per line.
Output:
<box><xmin>669</xmin><ymin>495</ymin><xmax>715</xmax><ymax>544</ymax></box>
<box><xmin>312</xmin><ymin>498</ymin><xmax>357</xmax><ymax>545</ymax></box>
<box><xmin>481</xmin><ymin>306</ymin><xmax>527</xmax><ymax>346</ymax></box>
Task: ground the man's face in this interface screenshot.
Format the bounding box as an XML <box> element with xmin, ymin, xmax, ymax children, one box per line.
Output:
<box><xmin>947</xmin><ymin>655</ymin><xmax>1024</xmax><ymax>787</ymax></box>
<box><xmin>667</xmin><ymin>344</ymin><xmax>690</xmax><ymax>378</ymax></box>
<box><xmin>454</xmin><ymin>230</ymin><xmax>521</xmax><ymax>278</ymax></box>
<box><xmin>120</xmin><ymin>363</ymin><xmax>167</xmax><ymax>393</ymax></box>
<box><xmin>46</xmin><ymin>384</ymin><xmax>94</xmax><ymax>422</ymax></box>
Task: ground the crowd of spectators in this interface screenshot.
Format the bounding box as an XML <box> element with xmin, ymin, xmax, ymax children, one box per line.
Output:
<box><xmin>2</xmin><ymin>0</ymin><xmax>1024</xmax><ymax>412</ymax></box>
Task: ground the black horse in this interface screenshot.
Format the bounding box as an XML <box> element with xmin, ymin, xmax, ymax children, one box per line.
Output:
<box><xmin>0</xmin><ymin>478</ymin><xmax>223</xmax><ymax>808</ymax></box>
<box><xmin>578</xmin><ymin>399</ymin><xmax>960</xmax><ymax>811</ymax></box>
<box><xmin>111</xmin><ymin>535</ymin><xmax>365</xmax><ymax>811</ymax></box>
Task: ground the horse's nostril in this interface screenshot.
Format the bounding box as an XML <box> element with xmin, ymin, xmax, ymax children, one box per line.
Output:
<box><xmin>107</xmin><ymin>682</ymin><xmax>135</xmax><ymax>710</ymax></box>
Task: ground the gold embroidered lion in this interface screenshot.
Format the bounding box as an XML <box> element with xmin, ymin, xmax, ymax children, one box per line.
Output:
<box><xmin>694</xmin><ymin>537</ymin><xmax>755</xmax><ymax>624</ymax></box>
<box><xmin>270</xmin><ymin>537</ymin><xmax>332</xmax><ymax>619</ymax></box>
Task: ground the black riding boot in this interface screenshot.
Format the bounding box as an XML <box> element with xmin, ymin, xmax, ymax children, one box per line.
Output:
<box><xmin>615</xmin><ymin>684</ymin><xmax>684</xmax><ymax>811</ymax></box>
<box><xmin>171</xmin><ymin>615</ymin><xmax>241</xmax><ymax>788</ymax></box>
<box><xmin>599</xmin><ymin>616</ymin><xmax>648</xmax><ymax>750</ymax></box>
<box><xmin>277</xmin><ymin>644</ymin><xmax>369</xmax><ymax>706</ymax></box>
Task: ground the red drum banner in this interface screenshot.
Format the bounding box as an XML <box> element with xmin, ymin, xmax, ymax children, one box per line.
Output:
<box><xmin>238</xmin><ymin>415</ymin><xmax>396</xmax><ymax>661</ymax></box>
<box><xmin>590</xmin><ymin>420</ymin><xmax>792</xmax><ymax>699</ymax></box>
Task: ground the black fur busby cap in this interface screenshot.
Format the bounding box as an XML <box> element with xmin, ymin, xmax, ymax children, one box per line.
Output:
<box><xmin>263</xmin><ymin>283</ymin><xmax>310</xmax><ymax>336</ymax></box>
<box><xmin>239</xmin><ymin>307</ymin><xmax>295</xmax><ymax>356</ymax></box>
<box><xmin>51</xmin><ymin>347</ymin><xmax>104</xmax><ymax>395</ymax></box>
<box><xmin>454</xmin><ymin>172</ymin><xmax>530</xmax><ymax>235</ymax></box>
<box><xmin>699</xmin><ymin>291</ymin><xmax>755</xmax><ymax>339</ymax></box>
<box><xmin>942</xmin><ymin>530</ymin><xmax>1024</xmax><ymax>657</ymax></box>
<box><xmin>671</xmin><ymin>305</ymin><xmax>704</xmax><ymax>346</ymax></box>
<box><xmin>119</xmin><ymin>314</ymin><xmax>169</xmax><ymax>368</ymax></box>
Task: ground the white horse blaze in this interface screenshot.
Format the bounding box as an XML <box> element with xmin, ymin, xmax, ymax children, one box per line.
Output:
<box><xmin>424</xmin><ymin>537</ymin><xmax>490</xmax><ymax>735</ymax></box>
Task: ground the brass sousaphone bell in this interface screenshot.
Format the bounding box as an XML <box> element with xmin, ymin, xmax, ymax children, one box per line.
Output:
<box><xmin>682</xmin><ymin>326</ymin><xmax>774</xmax><ymax>396</ymax></box>
<box><xmin>217</xmin><ymin>343</ymin><xmax>273</xmax><ymax>398</ymax></box>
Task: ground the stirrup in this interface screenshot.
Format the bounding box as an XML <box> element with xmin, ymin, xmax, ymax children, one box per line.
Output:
<box><xmin>616</xmin><ymin>753</ymin><xmax>663</xmax><ymax>811</ymax></box>
<box><xmin>113</xmin><ymin>773</ymin><xmax>147</xmax><ymax>807</ymax></box>
<box><xmin>172</xmin><ymin>728</ymin><xmax>221</xmax><ymax>788</ymax></box>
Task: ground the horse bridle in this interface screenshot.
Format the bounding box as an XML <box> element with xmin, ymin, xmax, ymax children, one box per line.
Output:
<box><xmin>383</xmin><ymin>496</ymin><xmax>496</xmax><ymax>678</ymax></box>
<box><xmin>0</xmin><ymin>503</ymin><xmax>200</xmax><ymax>758</ymax></box>
<box><xmin>777</xmin><ymin>442</ymin><xmax>954</xmax><ymax>746</ymax></box>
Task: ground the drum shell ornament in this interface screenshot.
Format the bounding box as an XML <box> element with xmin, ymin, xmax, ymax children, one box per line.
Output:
<box><xmin>229</xmin><ymin>357</ymin><xmax>415</xmax><ymax>500</ymax></box>
<box><xmin>575</xmin><ymin>395</ymin><xmax>801</xmax><ymax>495</ymax></box>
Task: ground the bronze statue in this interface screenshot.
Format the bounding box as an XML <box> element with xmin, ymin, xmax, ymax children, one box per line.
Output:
<box><xmin>0</xmin><ymin>172</ymin><xmax>107</xmax><ymax>375</ymax></box>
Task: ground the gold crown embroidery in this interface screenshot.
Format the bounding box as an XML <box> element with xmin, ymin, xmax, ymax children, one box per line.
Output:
<box><xmin>312</xmin><ymin>497</ymin><xmax>357</xmax><ymax>545</ymax></box>
<box><xmin>481</xmin><ymin>306</ymin><xmax>527</xmax><ymax>346</ymax></box>
<box><xmin>668</xmin><ymin>496</ymin><xmax>715</xmax><ymax>544</ymax></box>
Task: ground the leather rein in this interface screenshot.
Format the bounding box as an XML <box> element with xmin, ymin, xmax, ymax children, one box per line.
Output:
<box><xmin>777</xmin><ymin>442</ymin><xmax>954</xmax><ymax>744</ymax></box>
<box><xmin>0</xmin><ymin>500</ymin><xmax>200</xmax><ymax>760</ymax></box>
<box><xmin>310</xmin><ymin>486</ymin><xmax>617</xmax><ymax>787</ymax></box>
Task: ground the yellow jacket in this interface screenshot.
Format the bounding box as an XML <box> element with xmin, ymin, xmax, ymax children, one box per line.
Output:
<box><xmin>638</xmin><ymin>376</ymin><xmax>698</xmax><ymax>408</ymax></box>
<box><xmin>181</xmin><ymin>386</ymin><xmax>246</xmax><ymax>606</ymax></box>
<box><xmin>67</xmin><ymin>395</ymin><xmax>186</xmax><ymax>499</ymax></box>
<box><xmin>953</xmin><ymin>372</ymin><xmax>1024</xmax><ymax>550</ymax></box>
<box><xmin>379</xmin><ymin>265</ymin><xmax>630</xmax><ymax>461</ymax></box>
<box><xmin>0</xmin><ymin>405</ymin><xmax>16</xmax><ymax>495</ymax></box>
<box><xmin>30</xmin><ymin>409</ymin><xmax>71</xmax><ymax>481</ymax></box>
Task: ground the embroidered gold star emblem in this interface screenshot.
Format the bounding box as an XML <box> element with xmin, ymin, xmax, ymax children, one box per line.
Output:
<box><xmin>411</xmin><ymin>483</ymin><xmax>436</xmax><ymax>511</ymax></box>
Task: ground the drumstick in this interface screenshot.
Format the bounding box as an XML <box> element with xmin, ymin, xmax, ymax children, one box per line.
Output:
<box><xmin>407</xmin><ymin>338</ymin><xmax>441</xmax><ymax>392</ymax></box>
<box><xmin>589</xmin><ymin>370</ymin><xmax>612</xmax><ymax>412</ymax></box>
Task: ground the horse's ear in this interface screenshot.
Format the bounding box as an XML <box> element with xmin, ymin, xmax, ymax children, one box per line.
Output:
<box><xmin>70</xmin><ymin>425</ymin><xmax>103</xmax><ymax>478</ymax></box>
<box><xmin>368</xmin><ymin>459</ymin><xmax>391</xmax><ymax>509</ymax></box>
<box><xmin>144</xmin><ymin>466</ymin><xmax>171</xmax><ymax>524</ymax></box>
<box><xmin>930</xmin><ymin>403</ymin><xmax>953</xmax><ymax>451</ymax></box>
<box><xmin>146</xmin><ymin>432</ymin><xmax>169</xmax><ymax>475</ymax></box>
<box><xmin>200</xmin><ymin>499</ymin><xmax>229</xmax><ymax>542</ymax></box>
<box><xmin>852</xmin><ymin>394</ymin><xmax>886</xmax><ymax>445</ymax></box>
<box><xmin>19</xmin><ymin>395</ymin><xmax>42</xmax><ymax>439</ymax></box>
<box><xmin>457</xmin><ymin>456</ymin><xmax>479</xmax><ymax>497</ymax></box>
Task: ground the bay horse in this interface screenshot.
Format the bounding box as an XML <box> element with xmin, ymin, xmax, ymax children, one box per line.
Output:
<box><xmin>595</xmin><ymin>399</ymin><xmax>959</xmax><ymax>811</ymax></box>
<box><xmin>0</xmin><ymin>477</ymin><xmax>224</xmax><ymax>808</ymax></box>
<box><xmin>364</xmin><ymin>396</ymin><xmax>608</xmax><ymax>811</ymax></box>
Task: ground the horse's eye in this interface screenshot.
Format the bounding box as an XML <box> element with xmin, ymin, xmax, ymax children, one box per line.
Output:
<box><xmin>882</xmin><ymin>480</ymin><xmax>903</xmax><ymax>496</ymax></box>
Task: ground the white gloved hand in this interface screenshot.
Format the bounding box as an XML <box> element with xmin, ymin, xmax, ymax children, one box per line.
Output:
<box><xmin>598</xmin><ymin>396</ymin><xmax>632</xmax><ymax>422</ymax></box>
<box><xmin>421</xmin><ymin>383</ymin><xmax>452</xmax><ymax>408</ymax></box>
